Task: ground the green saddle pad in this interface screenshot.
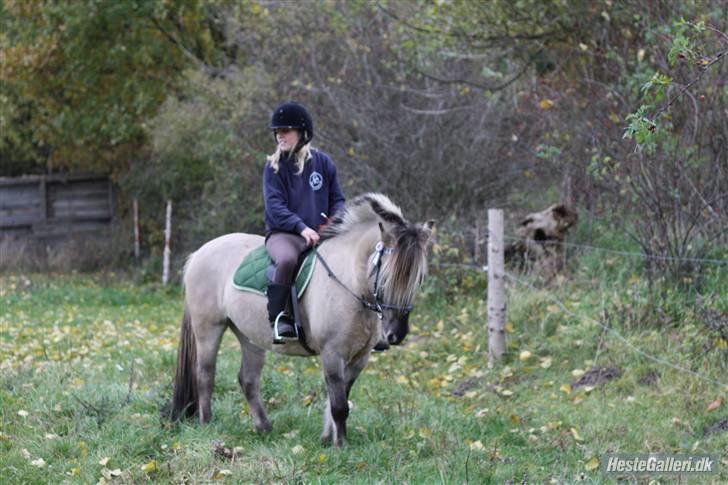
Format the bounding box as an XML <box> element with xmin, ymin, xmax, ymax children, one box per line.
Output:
<box><xmin>232</xmin><ymin>245</ymin><xmax>316</xmax><ymax>298</ymax></box>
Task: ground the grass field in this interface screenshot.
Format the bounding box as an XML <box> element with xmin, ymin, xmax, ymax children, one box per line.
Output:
<box><xmin>1</xmin><ymin>256</ymin><xmax>726</xmax><ymax>483</ymax></box>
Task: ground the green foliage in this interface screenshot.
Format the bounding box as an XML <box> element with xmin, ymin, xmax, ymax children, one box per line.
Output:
<box><xmin>0</xmin><ymin>0</ymin><xmax>213</xmax><ymax>172</ymax></box>
<box><xmin>121</xmin><ymin>65</ymin><xmax>273</xmax><ymax>254</ymax></box>
<box><xmin>623</xmin><ymin>105</ymin><xmax>657</xmax><ymax>154</ymax></box>
<box><xmin>624</xmin><ymin>16</ymin><xmax>726</xmax><ymax>148</ymax></box>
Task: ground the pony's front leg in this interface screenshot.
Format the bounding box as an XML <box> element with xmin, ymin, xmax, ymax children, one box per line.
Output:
<box><xmin>320</xmin><ymin>351</ymin><xmax>349</xmax><ymax>447</ymax></box>
<box><xmin>321</xmin><ymin>353</ymin><xmax>370</xmax><ymax>447</ymax></box>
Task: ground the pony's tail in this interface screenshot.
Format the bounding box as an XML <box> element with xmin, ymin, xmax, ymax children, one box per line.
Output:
<box><xmin>170</xmin><ymin>306</ymin><xmax>198</xmax><ymax>420</ymax></box>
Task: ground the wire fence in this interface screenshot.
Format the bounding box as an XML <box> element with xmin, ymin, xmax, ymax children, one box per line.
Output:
<box><xmin>503</xmin><ymin>270</ymin><xmax>727</xmax><ymax>388</ymax></box>
<box><xmin>429</xmin><ymin>223</ymin><xmax>726</xmax><ymax>387</ymax></box>
<box><xmin>501</xmin><ymin>234</ymin><xmax>728</xmax><ymax>265</ymax></box>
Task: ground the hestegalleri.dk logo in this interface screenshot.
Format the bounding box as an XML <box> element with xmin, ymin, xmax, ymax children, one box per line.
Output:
<box><xmin>602</xmin><ymin>454</ymin><xmax>718</xmax><ymax>475</ymax></box>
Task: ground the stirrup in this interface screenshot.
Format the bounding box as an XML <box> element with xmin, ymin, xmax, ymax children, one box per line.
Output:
<box><xmin>273</xmin><ymin>312</ymin><xmax>298</xmax><ymax>343</ymax></box>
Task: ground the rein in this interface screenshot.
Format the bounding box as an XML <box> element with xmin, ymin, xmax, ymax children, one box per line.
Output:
<box><xmin>313</xmin><ymin>242</ymin><xmax>414</xmax><ymax>319</ymax></box>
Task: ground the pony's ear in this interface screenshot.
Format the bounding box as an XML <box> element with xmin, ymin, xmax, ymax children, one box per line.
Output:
<box><xmin>421</xmin><ymin>220</ymin><xmax>436</xmax><ymax>241</ymax></box>
<box><xmin>379</xmin><ymin>222</ymin><xmax>397</xmax><ymax>247</ymax></box>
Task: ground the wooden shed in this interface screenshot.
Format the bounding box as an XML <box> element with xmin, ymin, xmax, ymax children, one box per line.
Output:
<box><xmin>0</xmin><ymin>173</ymin><xmax>114</xmax><ymax>240</ymax></box>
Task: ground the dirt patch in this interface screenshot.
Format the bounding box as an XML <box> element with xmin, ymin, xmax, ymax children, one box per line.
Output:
<box><xmin>637</xmin><ymin>370</ymin><xmax>660</xmax><ymax>387</ymax></box>
<box><xmin>572</xmin><ymin>366</ymin><xmax>621</xmax><ymax>388</ymax></box>
<box><xmin>451</xmin><ymin>378</ymin><xmax>480</xmax><ymax>397</ymax></box>
<box><xmin>211</xmin><ymin>440</ymin><xmax>241</xmax><ymax>460</ymax></box>
<box><xmin>704</xmin><ymin>418</ymin><xmax>728</xmax><ymax>437</ymax></box>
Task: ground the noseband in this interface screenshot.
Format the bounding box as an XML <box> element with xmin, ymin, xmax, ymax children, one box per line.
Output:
<box><xmin>313</xmin><ymin>242</ymin><xmax>413</xmax><ymax>319</ymax></box>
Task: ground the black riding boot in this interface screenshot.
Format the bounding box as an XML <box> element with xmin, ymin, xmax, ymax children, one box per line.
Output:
<box><xmin>267</xmin><ymin>283</ymin><xmax>297</xmax><ymax>342</ymax></box>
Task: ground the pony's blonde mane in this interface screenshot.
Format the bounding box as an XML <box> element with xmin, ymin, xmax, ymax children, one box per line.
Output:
<box><xmin>321</xmin><ymin>193</ymin><xmax>431</xmax><ymax>309</ymax></box>
<box><xmin>320</xmin><ymin>193</ymin><xmax>405</xmax><ymax>239</ymax></box>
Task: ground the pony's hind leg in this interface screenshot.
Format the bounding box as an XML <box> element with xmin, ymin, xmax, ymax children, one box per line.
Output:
<box><xmin>228</xmin><ymin>324</ymin><xmax>272</xmax><ymax>433</ymax></box>
<box><xmin>195</xmin><ymin>319</ymin><xmax>226</xmax><ymax>424</ymax></box>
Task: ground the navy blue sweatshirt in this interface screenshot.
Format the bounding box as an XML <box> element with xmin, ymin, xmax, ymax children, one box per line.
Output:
<box><xmin>263</xmin><ymin>149</ymin><xmax>346</xmax><ymax>235</ymax></box>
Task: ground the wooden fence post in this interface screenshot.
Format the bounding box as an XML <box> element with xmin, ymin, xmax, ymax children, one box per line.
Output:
<box><xmin>133</xmin><ymin>198</ymin><xmax>140</xmax><ymax>260</ymax></box>
<box><xmin>162</xmin><ymin>200</ymin><xmax>172</xmax><ymax>285</ymax></box>
<box><xmin>487</xmin><ymin>209</ymin><xmax>506</xmax><ymax>364</ymax></box>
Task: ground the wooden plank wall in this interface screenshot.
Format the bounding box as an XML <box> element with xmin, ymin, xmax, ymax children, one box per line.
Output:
<box><xmin>0</xmin><ymin>174</ymin><xmax>113</xmax><ymax>239</ymax></box>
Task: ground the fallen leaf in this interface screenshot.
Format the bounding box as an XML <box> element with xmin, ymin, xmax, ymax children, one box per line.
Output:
<box><xmin>469</xmin><ymin>440</ymin><xmax>484</xmax><ymax>451</ymax></box>
<box><xmin>302</xmin><ymin>392</ymin><xmax>316</xmax><ymax>406</ymax></box>
<box><xmin>560</xmin><ymin>384</ymin><xmax>572</xmax><ymax>394</ymax></box>
<box><xmin>539</xmin><ymin>99</ymin><xmax>555</xmax><ymax>110</ymax></box>
<box><xmin>585</xmin><ymin>456</ymin><xmax>600</xmax><ymax>471</ymax></box>
<box><xmin>212</xmin><ymin>469</ymin><xmax>232</xmax><ymax>480</ymax></box>
<box><xmin>570</xmin><ymin>427</ymin><xmax>584</xmax><ymax>441</ymax></box>
<box><xmin>141</xmin><ymin>459</ymin><xmax>158</xmax><ymax>473</ymax></box>
<box><xmin>546</xmin><ymin>421</ymin><xmax>562</xmax><ymax>430</ymax></box>
<box><xmin>707</xmin><ymin>398</ymin><xmax>722</xmax><ymax>412</ymax></box>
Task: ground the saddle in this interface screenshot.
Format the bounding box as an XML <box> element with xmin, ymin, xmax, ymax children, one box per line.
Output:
<box><xmin>232</xmin><ymin>245</ymin><xmax>316</xmax><ymax>298</ymax></box>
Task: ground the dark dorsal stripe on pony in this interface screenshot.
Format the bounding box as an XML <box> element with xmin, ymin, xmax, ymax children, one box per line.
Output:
<box><xmin>320</xmin><ymin>193</ymin><xmax>406</xmax><ymax>240</ymax></box>
<box><xmin>320</xmin><ymin>193</ymin><xmax>432</xmax><ymax>310</ymax></box>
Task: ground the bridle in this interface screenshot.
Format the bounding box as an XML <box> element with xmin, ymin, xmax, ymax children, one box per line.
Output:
<box><xmin>313</xmin><ymin>242</ymin><xmax>414</xmax><ymax>319</ymax></box>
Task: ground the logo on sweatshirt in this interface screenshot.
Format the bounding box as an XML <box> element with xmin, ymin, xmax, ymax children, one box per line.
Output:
<box><xmin>309</xmin><ymin>171</ymin><xmax>323</xmax><ymax>191</ymax></box>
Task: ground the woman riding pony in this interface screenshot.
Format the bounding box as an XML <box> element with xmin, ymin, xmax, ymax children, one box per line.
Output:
<box><xmin>263</xmin><ymin>101</ymin><xmax>346</xmax><ymax>342</ymax></box>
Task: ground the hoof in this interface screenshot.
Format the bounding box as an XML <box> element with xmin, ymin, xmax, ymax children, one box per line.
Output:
<box><xmin>255</xmin><ymin>421</ymin><xmax>273</xmax><ymax>434</ymax></box>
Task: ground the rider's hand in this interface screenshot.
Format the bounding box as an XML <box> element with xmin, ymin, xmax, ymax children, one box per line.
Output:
<box><xmin>300</xmin><ymin>227</ymin><xmax>320</xmax><ymax>246</ymax></box>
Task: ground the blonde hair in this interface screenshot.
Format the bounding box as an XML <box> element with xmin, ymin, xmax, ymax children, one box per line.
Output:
<box><xmin>266</xmin><ymin>143</ymin><xmax>312</xmax><ymax>174</ymax></box>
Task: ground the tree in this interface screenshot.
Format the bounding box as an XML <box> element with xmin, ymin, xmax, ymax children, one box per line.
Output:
<box><xmin>0</xmin><ymin>0</ymin><xmax>217</xmax><ymax>175</ymax></box>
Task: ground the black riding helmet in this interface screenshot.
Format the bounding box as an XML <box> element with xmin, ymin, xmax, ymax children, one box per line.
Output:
<box><xmin>270</xmin><ymin>101</ymin><xmax>313</xmax><ymax>154</ymax></box>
